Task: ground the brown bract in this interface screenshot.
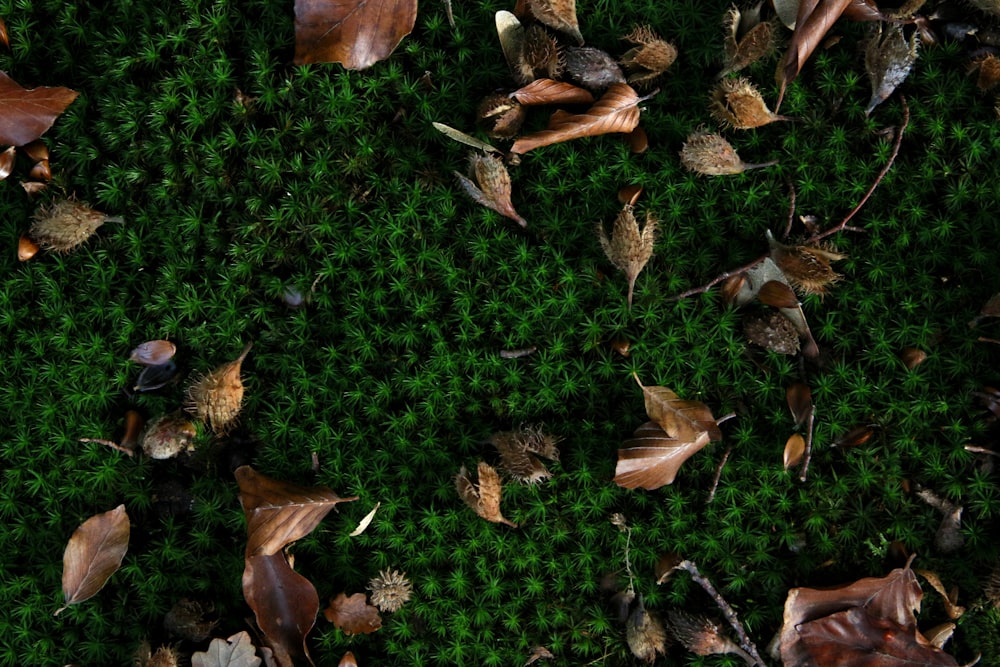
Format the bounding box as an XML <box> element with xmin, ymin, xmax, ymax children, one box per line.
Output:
<box><xmin>293</xmin><ymin>0</ymin><xmax>418</xmax><ymax>69</ymax></box>
<box><xmin>191</xmin><ymin>632</ymin><xmax>261</xmax><ymax>667</ymax></box>
<box><xmin>57</xmin><ymin>504</ymin><xmax>130</xmax><ymax>614</ymax></box>
<box><xmin>455</xmin><ymin>461</ymin><xmax>517</xmax><ymax>527</ymax></box>
<box><xmin>324</xmin><ymin>592</ymin><xmax>383</xmax><ymax>635</ymax></box>
<box><xmin>512</xmin><ymin>83</ymin><xmax>643</xmax><ymax>154</ymax></box>
<box><xmin>0</xmin><ymin>71</ymin><xmax>78</xmax><ymax>146</ymax></box>
<box><xmin>596</xmin><ymin>203</ymin><xmax>658</xmax><ymax>309</ymax></box>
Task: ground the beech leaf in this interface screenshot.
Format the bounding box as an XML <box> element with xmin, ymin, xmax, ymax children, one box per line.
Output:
<box><xmin>776</xmin><ymin>0</ymin><xmax>853</xmax><ymax>108</ymax></box>
<box><xmin>455</xmin><ymin>461</ymin><xmax>517</xmax><ymax>527</ymax></box>
<box><xmin>242</xmin><ymin>552</ymin><xmax>318</xmax><ymax>667</ymax></box>
<box><xmin>324</xmin><ymin>592</ymin><xmax>383</xmax><ymax>635</ymax></box>
<box><xmin>511</xmin><ymin>83</ymin><xmax>644</xmax><ymax>154</ymax></box>
<box><xmin>293</xmin><ymin>0</ymin><xmax>418</xmax><ymax>69</ymax></box>
<box><xmin>510</xmin><ymin>79</ymin><xmax>595</xmax><ymax>106</ymax></box>
<box><xmin>0</xmin><ymin>71</ymin><xmax>79</xmax><ymax>147</ymax></box>
<box><xmin>614</xmin><ymin>421</ymin><xmax>714</xmax><ymax>490</ymax></box>
<box><xmin>57</xmin><ymin>504</ymin><xmax>130</xmax><ymax>615</ymax></box>
<box><xmin>192</xmin><ymin>632</ymin><xmax>261</xmax><ymax>667</ymax></box>
<box><xmin>236</xmin><ymin>465</ymin><xmax>357</xmax><ymax>557</ymax></box>
<box><xmin>633</xmin><ymin>373</ymin><xmax>722</xmax><ymax>441</ymax></box>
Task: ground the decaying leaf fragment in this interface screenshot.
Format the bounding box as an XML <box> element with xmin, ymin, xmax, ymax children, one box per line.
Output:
<box><xmin>614</xmin><ymin>375</ymin><xmax>723</xmax><ymax>490</ymax></box>
<box><xmin>57</xmin><ymin>504</ymin><xmax>130</xmax><ymax>614</ymax></box>
<box><xmin>864</xmin><ymin>23</ymin><xmax>919</xmax><ymax>115</ymax></box>
<box><xmin>293</xmin><ymin>0</ymin><xmax>418</xmax><ymax>69</ymax></box>
<box><xmin>0</xmin><ymin>71</ymin><xmax>79</xmax><ymax>146</ymax></box>
<box><xmin>721</xmin><ymin>3</ymin><xmax>777</xmax><ymax>78</ymax></box>
<box><xmin>490</xmin><ymin>425</ymin><xmax>561</xmax><ymax>483</ymax></box>
<box><xmin>191</xmin><ymin>632</ymin><xmax>261</xmax><ymax>667</ymax></box>
<box><xmin>679</xmin><ymin>130</ymin><xmax>776</xmax><ymax>175</ymax></box>
<box><xmin>512</xmin><ymin>83</ymin><xmax>644</xmax><ymax>154</ymax></box>
<box><xmin>454</xmin><ymin>153</ymin><xmax>527</xmax><ymax>228</ymax></box>
<box><xmin>324</xmin><ymin>592</ymin><xmax>383</xmax><ymax>635</ymax></box>
<box><xmin>596</xmin><ymin>204</ymin><xmax>658</xmax><ymax>309</ymax></box>
<box><xmin>456</xmin><ymin>461</ymin><xmax>517</xmax><ymax>527</ymax></box>
<box><xmin>186</xmin><ymin>343</ymin><xmax>253</xmax><ymax>435</ymax></box>
<box><xmin>527</xmin><ymin>0</ymin><xmax>583</xmax><ymax>45</ymax></box>
<box><xmin>710</xmin><ymin>77</ymin><xmax>788</xmax><ymax>129</ymax></box>
<box><xmin>620</xmin><ymin>25</ymin><xmax>677</xmax><ymax>87</ymax></box>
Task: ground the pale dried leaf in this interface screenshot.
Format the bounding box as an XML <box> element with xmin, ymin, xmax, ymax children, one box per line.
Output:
<box><xmin>349</xmin><ymin>502</ymin><xmax>380</xmax><ymax>537</ymax></box>
<box><xmin>864</xmin><ymin>23</ymin><xmax>919</xmax><ymax>115</ymax></box>
<box><xmin>192</xmin><ymin>632</ymin><xmax>261</xmax><ymax>667</ymax></box>
<box><xmin>57</xmin><ymin>504</ymin><xmax>130</xmax><ymax>614</ymax></box>
<box><xmin>456</xmin><ymin>461</ymin><xmax>517</xmax><ymax>527</ymax></box>
<box><xmin>614</xmin><ymin>421</ymin><xmax>713</xmax><ymax>490</ymax></box>
<box><xmin>596</xmin><ymin>205</ymin><xmax>658</xmax><ymax>308</ymax></box>
<box><xmin>432</xmin><ymin>122</ymin><xmax>500</xmax><ymax>154</ymax></box>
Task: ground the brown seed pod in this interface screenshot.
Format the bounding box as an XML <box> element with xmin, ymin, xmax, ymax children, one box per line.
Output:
<box><xmin>29</xmin><ymin>198</ymin><xmax>123</xmax><ymax>253</ymax></box>
<box><xmin>721</xmin><ymin>5</ymin><xmax>777</xmax><ymax>77</ymax></box>
<box><xmin>0</xmin><ymin>145</ymin><xmax>14</xmax><ymax>181</ymax></box>
<box><xmin>620</xmin><ymin>25</ymin><xmax>677</xmax><ymax>87</ymax></box>
<box><xmin>520</xmin><ymin>24</ymin><xmax>564</xmax><ymax>83</ymax></box>
<box><xmin>17</xmin><ymin>234</ymin><xmax>39</xmax><ymax>261</ymax></box>
<box><xmin>626</xmin><ymin>597</ymin><xmax>669</xmax><ymax>663</ymax></box>
<box><xmin>665</xmin><ymin>610</ymin><xmax>752</xmax><ymax>661</ymax></box>
<box><xmin>679</xmin><ymin>130</ymin><xmax>777</xmax><ymax>176</ymax></box>
<box><xmin>563</xmin><ymin>46</ymin><xmax>626</xmax><ymax>92</ymax></box>
<box><xmin>477</xmin><ymin>94</ymin><xmax>526</xmax><ymax>139</ymax></box>
<box><xmin>743</xmin><ymin>310</ymin><xmax>800</xmax><ymax>354</ymax></box>
<box><xmin>368</xmin><ymin>569</ymin><xmax>413</xmax><ymax>613</ymax></box>
<box><xmin>710</xmin><ymin>77</ymin><xmax>788</xmax><ymax>129</ymax></box>
<box><xmin>767</xmin><ymin>231</ymin><xmax>845</xmax><ymax>296</ymax></box>
<box><xmin>185</xmin><ymin>343</ymin><xmax>252</xmax><ymax>435</ymax></box>
<box><xmin>141</xmin><ymin>411</ymin><xmax>198</xmax><ymax>460</ymax></box>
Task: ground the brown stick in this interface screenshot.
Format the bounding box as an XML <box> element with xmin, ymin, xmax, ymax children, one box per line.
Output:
<box><xmin>79</xmin><ymin>438</ymin><xmax>135</xmax><ymax>456</ymax></box>
<box><xmin>676</xmin><ymin>560</ymin><xmax>767</xmax><ymax>667</ymax></box>
<box><xmin>706</xmin><ymin>445</ymin><xmax>733</xmax><ymax>504</ymax></box>
<box><xmin>798</xmin><ymin>408</ymin><xmax>816</xmax><ymax>483</ymax></box>
<box><xmin>672</xmin><ymin>98</ymin><xmax>910</xmax><ymax>302</ymax></box>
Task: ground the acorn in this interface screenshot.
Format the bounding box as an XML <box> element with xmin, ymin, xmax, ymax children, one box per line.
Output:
<box><xmin>767</xmin><ymin>230</ymin><xmax>845</xmax><ymax>296</ymax></box>
<box><xmin>679</xmin><ymin>131</ymin><xmax>777</xmax><ymax>175</ymax></box>
<box><xmin>477</xmin><ymin>94</ymin><xmax>526</xmax><ymax>139</ymax></box>
<box><xmin>710</xmin><ymin>77</ymin><xmax>789</xmax><ymax>129</ymax></box>
<box><xmin>18</xmin><ymin>234</ymin><xmax>39</xmax><ymax>261</ymax></box>
<box><xmin>185</xmin><ymin>343</ymin><xmax>252</xmax><ymax>434</ymax></box>
<box><xmin>29</xmin><ymin>198</ymin><xmax>123</xmax><ymax>253</ymax></box>
<box><xmin>620</xmin><ymin>25</ymin><xmax>677</xmax><ymax>86</ymax></box>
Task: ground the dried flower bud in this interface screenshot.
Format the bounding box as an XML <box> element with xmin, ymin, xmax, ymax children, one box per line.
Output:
<box><xmin>679</xmin><ymin>130</ymin><xmax>776</xmax><ymax>176</ymax></box>
<box><xmin>710</xmin><ymin>77</ymin><xmax>787</xmax><ymax>129</ymax></box>
<box><xmin>368</xmin><ymin>569</ymin><xmax>413</xmax><ymax>612</ymax></box>
<box><xmin>477</xmin><ymin>94</ymin><xmax>526</xmax><ymax>139</ymax></box>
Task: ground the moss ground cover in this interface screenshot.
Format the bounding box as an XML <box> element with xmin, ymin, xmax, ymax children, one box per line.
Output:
<box><xmin>1</xmin><ymin>0</ymin><xmax>999</xmax><ymax>664</ymax></box>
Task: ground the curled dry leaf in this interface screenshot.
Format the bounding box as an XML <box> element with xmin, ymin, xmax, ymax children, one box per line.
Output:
<box><xmin>186</xmin><ymin>343</ymin><xmax>252</xmax><ymax>435</ymax></box>
<box><xmin>596</xmin><ymin>204</ymin><xmax>658</xmax><ymax>309</ymax></box>
<box><xmin>864</xmin><ymin>23</ymin><xmax>919</xmax><ymax>115</ymax></box>
<box><xmin>510</xmin><ymin>79</ymin><xmax>594</xmax><ymax>106</ymax></box>
<box><xmin>915</xmin><ymin>569</ymin><xmax>965</xmax><ymax>620</ymax></box>
<box><xmin>679</xmin><ymin>131</ymin><xmax>777</xmax><ymax>176</ymax></box>
<box><xmin>711</xmin><ymin>77</ymin><xmax>787</xmax><ymax>129</ymax></box>
<box><xmin>293</xmin><ymin>0</ymin><xmax>418</xmax><ymax>69</ymax></box>
<box><xmin>454</xmin><ymin>153</ymin><xmax>527</xmax><ymax>228</ymax></box>
<box><xmin>455</xmin><ymin>461</ymin><xmax>517</xmax><ymax>527</ymax></box>
<box><xmin>191</xmin><ymin>631</ymin><xmax>261</xmax><ymax>667</ymax></box>
<box><xmin>527</xmin><ymin>0</ymin><xmax>583</xmax><ymax>45</ymax></box>
<box><xmin>57</xmin><ymin>504</ymin><xmax>130</xmax><ymax>615</ymax></box>
<box><xmin>512</xmin><ymin>83</ymin><xmax>643</xmax><ymax>154</ymax></box>
<box><xmin>243</xmin><ymin>552</ymin><xmax>318</xmax><ymax>667</ymax></box>
<box><xmin>324</xmin><ymin>592</ymin><xmax>383</xmax><ymax>635</ymax></box>
<box><xmin>349</xmin><ymin>501</ymin><xmax>380</xmax><ymax>537</ymax></box>
<box><xmin>0</xmin><ymin>71</ymin><xmax>79</xmax><ymax>146</ymax></box>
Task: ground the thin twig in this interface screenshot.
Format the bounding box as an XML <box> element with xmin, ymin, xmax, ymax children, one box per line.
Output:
<box><xmin>781</xmin><ymin>182</ymin><xmax>797</xmax><ymax>240</ymax></box>
<box><xmin>79</xmin><ymin>438</ymin><xmax>135</xmax><ymax>456</ymax></box>
<box><xmin>443</xmin><ymin>0</ymin><xmax>455</xmax><ymax>28</ymax></box>
<box><xmin>706</xmin><ymin>446</ymin><xmax>732</xmax><ymax>504</ymax></box>
<box><xmin>977</xmin><ymin>337</ymin><xmax>1000</xmax><ymax>345</ymax></box>
<box><xmin>672</xmin><ymin>98</ymin><xmax>910</xmax><ymax>302</ymax></box>
<box><xmin>965</xmin><ymin>445</ymin><xmax>1000</xmax><ymax>457</ymax></box>
<box><xmin>676</xmin><ymin>560</ymin><xmax>767</xmax><ymax>667</ymax></box>
<box><xmin>798</xmin><ymin>408</ymin><xmax>815</xmax><ymax>483</ymax></box>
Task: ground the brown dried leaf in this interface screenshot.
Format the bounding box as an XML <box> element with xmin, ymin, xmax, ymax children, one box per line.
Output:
<box><xmin>57</xmin><ymin>504</ymin><xmax>130</xmax><ymax>614</ymax></box>
<box><xmin>633</xmin><ymin>373</ymin><xmax>722</xmax><ymax>440</ymax></box>
<box><xmin>527</xmin><ymin>0</ymin><xmax>583</xmax><ymax>45</ymax></box>
<box><xmin>510</xmin><ymin>79</ymin><xmax>594</xmax><ymax>106</ymax></box>
<box><xmin>323</xmin><ymin>592</ymin><xmax>383</xmax><ymax>635</ymax></box>
<box><xmin>915</xmin><ymin>569</ymin><xmax>965</xmax><ymax>620</ymax></box>
<box><xmin>787</xmin><ymin>382</ymin><xmax>813</xmax><ymax>427</ymax></box>
<box><xmin>864</xmin><ymin>23</ymin><xmax>919</xmax><ymax>115</ymax></box>
<box><xmin>776</xmin><ymin>0</ymin><xmax>853</xmax><ymax>108</ymax></box>
<box><xmin>236</xmin><ymin>465</ymin><xmax>357</xmax><ymax>557</ymax></box>
<box><xmin>511</xmin><ymin>83</ymin><xmax>642</xmax><ymax>154</ymax></box>
<box><xmin>0</xmin><ymin>145</ymin><xmax>14</xmax><ymax>180</ymax></box>
<box><xmin>432</xmin><ymin>122</ymin><xmax>501</xmax><ymax>154</ymax></box>
<box><xmin>293</xmin><ymin>0</ymin><xmax>418</xmax><ymax>69</ymax></box>
<box><xmin>242</xmin><ymin>552</ymin><xmax>318</xmax><ymax>667</ymax></box>
<box><xmin>191</xmin><ymin>632</ymin><xmax>261</xmax><ymax>667</ymax></box>
<box><xmin>0</xmin><ymin>71</ymin><xmax>79</xmax><ymax>146</ymax></box>
<box><xmin>614</xmin><ymin>421</ymin><xmax>712</xmax><ymax>490</ymax></box>
<box><xmin>456</xmin><ymin>461</ymin><xmax>517</xmax><ymax>527</ymax></box>
<box><xmin>784</xmin><ymin>433</ymin><xmax>806</xmax><ymax>469</ymax></box>
<box><xmin>455</xmin><ymin>153</ymin><xmax>527</xmax><ymax>228</ymax></box>
<box><xmin>596</xmin><ymin>204</ymin><xmax>658</xmax><ymax>308</ymax></box>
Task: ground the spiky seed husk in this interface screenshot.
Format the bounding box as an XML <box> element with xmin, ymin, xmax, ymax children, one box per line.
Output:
<box><xmin>520</xmin><ymin>25</ymin><xmax>564</xmax><ymax>83</ymax></box>
<box><xmin>29</xmin><ymin>199</ymin><xmax>120</xmax><ymax>253</ymax></box>
<box><xmin>596</xmin><ymin>205</ymin><xmax>658</xmax><ymax>309</ymax></box>
<box><xmin>665</xmin><ymin>610</ymin><xmax>750</xmax><ymax>660</ymax></box>
<box><xmin>490</xmin><ymin>426</ymin><xmax>561</xmax><ymax>483</ymax></box>
<box><xmin>722</xmin><ymin>5</ymin><xmax>777</xmax><ymax>77</ymax></box>
<box><xmin>163</xmin><ymin>598</ymin><xmax>218</xmax><ymax>642</ymax></box>
<box><xmin>767</xmin><ymin>236</ymin><xmax>845</xmax><ymax>296</ymax></box>
<box><xmin>985</xmin><ymin>564</ymin><xmax>1000</xmax><ymax>608</ymax></box>
<box><xmin>710</xmin><ymin>77</ymin><xmax>783</xmax><ymax>129</ymax></box>
<box><xmin>477</xmin><ymin>94</ymin><xmax>526</xmax><ymax>138</ymax></box>
<box><xmin>680</xmin><ymin>131</ymin><xmax>746</xmax><ymax>175</ymax></box>
<box><xmin>368</xmin><ymin>569</ymin><xmax>413</xmax><ymax>612</ymax></box>
<box><xmin>455</xmin><ymin>153</ymin><xmax>527</xmax><ymax>227</ymax></box>
<box><xmin>143</xmin><ymin>646</ymin><xmax>180</xmax><ymax>667</ymax></box>
<box><xmin>743</xmin><ymin>310</ymin><xmax>800</xmax><ymax>354</ymax></box>
<box><xmin>626</xmin><ymin>598</ymin><xmax>669</xmax><ymax>664</ymax></box>
<box><xmin>185</xmin><ymin>343</ymin><xmax>252</xmax><ymax>435</ymax></box>
<box><xmin>971</xmin><ymin>53</ymin><xmax>1000</xmax><ymax>91</ymax></box>
<box><xmin>864</xmin><ymin>23</ymin><xmax>919</xmax><ymax>115</ymax></box>
<box><xmin>620</xmin><ymin>25</ymin><xmax>676</xmax><ymax>86</ymax></box>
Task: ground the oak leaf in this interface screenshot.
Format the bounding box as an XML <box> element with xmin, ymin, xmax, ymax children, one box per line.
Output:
<box><xmin>0</xmin><ymin>71</ymin><xmax>78</xmax><ymax>146</ymax></box>
<box><xmin>324</xmin><ymin>592</ymin><xmax>383</xmax><ymax>635</ymax></box>
<box><xmin>56</xmin><ymin>504</ymin><xmax>130</xmax><ymax>615</ymax></box>
<box><xmin>456</xmin><ymin>461</ymin><xmax>517</xmax><ymax>527</ymax></box>
<box><xmin>454</xmin><ymin>153</ymin><xmax>527</xmax><ymax>228</ymax></box>
<box><xmin>191</xmin><ymin>632</ymin><xmax>261</xmax><ymax>667</ymax></box>
<box><xmin>293</xmin><ymin>0</ymin><xmax>418</xmax><ymax>69</ymax></box>
<box><xmin>596</xmin><ymin>204</ymin><xmax>658</xmax><ymax>309</ymax></box>
<box><xmin>511</xmin><ymin>83</ymin><xmax>644</xmax><ymax>154</ymax></box>
<box><xmin>242</xmin><ymin>552</ymin><xmax>318</xmax><ymax>667</ymax></box>
<box><xmin>236</xmin><ymin>465</ymin><xmax>357</xmax><ymax>557</ymax></box>
<box><xmin>510</xmin><ymin>79</ymin><xmax>594</xmax><ymax>106</ymax></box>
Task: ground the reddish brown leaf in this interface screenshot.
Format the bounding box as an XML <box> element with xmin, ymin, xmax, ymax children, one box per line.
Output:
<box><xmin>0</xmin><ymin>71</ymin><xmax>79</xmax><ymax>146</ymax></box>
<box><xmin>237</xmin><ymin>466</ymin><xmax>356</xmax><ymax>557</ymax></box>
<box><xmin>293</xmin><ymin>0</ymin><xmax>418</xmax><ymax>70</ymax></box>
<box><xmin>786</xmin><ymin>382</ymin><xmax>813</xmax><ymax>428</ymax></box>
<box><xmin>510</xmin><ymin>79</ymin><xmax>594</xmax><ymax>106</ymax></box>
<box><xmin>511</xmin><ymin>83</ymin><xmax>643</xmax><ymax>154</ymax></box>
<box><xmin>57</xmin><ymin>504</ymin><xmax>130</xmax><ymax>614</ymax></box>
<box><xmin>242</xmin><ymin>552</ymin><xmax>318</xmax><ymax>667</ymax></box>
<box><xmin>0</xmin><ymin>145</ymin><xmax>14</xmax><ymax>180</ymax></box>
<box><xmin>324</xmin><ymin>592</ymin><xmax>383</xmax><ymax>635</ymax></box>
<box><xmin>776</xmin><ymin>0</ymin><xmax>853</xmax><ymax>108</ymax></box>
<box><xmin>191</xmin><ymin>632</ymin><xmax>261</xmax><ymax>667</ymax></box>
<box><xmin>614</xmin><ymin>421</ymin><xmax>713</xmax><ymax>490</ymax></box>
